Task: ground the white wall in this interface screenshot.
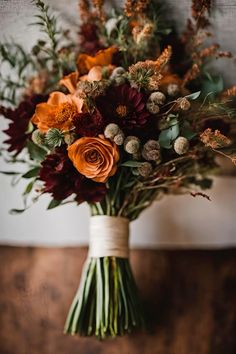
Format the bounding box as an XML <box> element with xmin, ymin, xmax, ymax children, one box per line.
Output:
<box><xmin>1</xmin><ymin>0</ymin><xmax>236</xmax><ymax>248</ymax></box>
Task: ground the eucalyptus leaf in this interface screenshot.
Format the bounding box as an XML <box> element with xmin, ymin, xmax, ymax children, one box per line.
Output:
<box><xmin>185</xmin><ymin>91</ymin><xmax>201</xmax><ymax>100</ymax></box>
<box><xmin>159</xmin><ymin>124</ymin><xmax>180</xmax><ymax>149</ymax></box>
<box><xmin>201</xmin><ymin>74</ymin><xmax>224</xmax><ymax>98</ymax></box>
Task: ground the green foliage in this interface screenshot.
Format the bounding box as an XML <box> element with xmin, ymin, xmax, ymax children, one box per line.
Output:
<box><xmin>185</xmin><ymin>91</ymin><xmax>201</xmax><ymax>100</ymax></box>
<box><xmin>22</xmin><ymin>167</ymin><xmax>40</xmax><ymax>179</ymax></box>
<box><xmin>201</xmin><ymin>73</ymin><xmax>224</xmax><ymax>99</ymax></box>
<box><xmin>27</xmin><ymin>140</ymin><xmax>47</xmax><ymax>162</ymax></box>
<box><xmin>0</xmin><ymin>43</ymin><xmax>34</xmax><ymax>104</ymax></box>
<box><xmin>45</xmin><ymin>128</ymin><xmax>64</xmax><ymax>148</ymax></box>
<box><xmin>121</xmin><ymin>161</ymin><xmax>144</xmax><ymax>168</ymax></box>
<box><xmin>159</xmin><ymin>117</ymin><xmax>180</xmax><ymax>149</ymax></box>
<box><xmin>47</xmin><ymin>199</ymin><xmax>61</xmax><ymax>209</ymax></box>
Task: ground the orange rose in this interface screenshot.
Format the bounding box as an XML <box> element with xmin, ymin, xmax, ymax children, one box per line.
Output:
<box><xmin>68</xmin><ymin>135</ymin><xmax>119</xmax><ymax>183</ymax></box>
<box><xmin>32</xmin><ymin>91</ymin><xmax>83</xmax><ymax>133</ymax></box>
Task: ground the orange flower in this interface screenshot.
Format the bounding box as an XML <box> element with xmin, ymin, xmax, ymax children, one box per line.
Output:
<box><xmin>77</xmin><ymin>46</ymin><xmax>117</xmax><ymax>74</ymax></box>
<box><xmin>60</xmin><ymin>72</ymin><xmax>79</xmax><ymax>94</ymax></box>
<box><xmin>68</xmin><ymin>135</ymin><xmax>119</xmax><ymax>183</ymax></box>
<box><xmin>80</xmin><ymin>65</ymin><xmax>115</xmax><ymax>82</ymax></box>
<box><xmin>32</xmin><ymin>92</ymin><xmax>83</xmax><ymax>133</ymax></box>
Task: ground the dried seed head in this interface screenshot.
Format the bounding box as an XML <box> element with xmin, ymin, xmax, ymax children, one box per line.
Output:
<box><xmin>138</xmin><ymin>162</ymin><xmax>153</xmax><ymax>178</ymax></box>
<box><xmin>174</xmin><ymin>136</ymin><xmax>189</xmax><ymax>155</ymax></box>
<box><xmin>113</xmin><ymin>131</ymin><xmax>125</xmax><ymax>145</ymax></box>
<box><xmin>104</xmin><ymin>123</ymin><xmax>120</xmax><ymax>139</ymax></box>
<box><xmin>124</xmin><ymin>136</ymin><xmax>141</xmax><ymax>154</ymax></box>
<box><xmin>110</xmin><ymin>67</ymin><xmax>126</xmax><ymax>78</ymax></box>
<box><xmin>167</xmin><ymin>83</ymin><xmax>179</xmax><ymax>96</ymax></box>
<box><xmin>178</xmin><ymin>97</ymin><xmax>191</xmax><ymax>110</ymax></box>
<box><xmin>148</xmin><ymin>91</ymin><xmax>166</xmax><ymax>105</ymax></box>
<box><xmin>142</xmin><ymin>140</ymin><xmax>161</xmax><ymax>161</ymax></box>
<box><xmin>146</xmin><ymin>101</ymin><xmax>160</xmax><ymax>114</ymax></box>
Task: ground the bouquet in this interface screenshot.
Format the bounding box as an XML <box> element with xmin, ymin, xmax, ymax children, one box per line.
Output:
<box><xmin>1</xmin><ymin>0</ymin><xmax>236</xmax><ymax>339</ymax></box>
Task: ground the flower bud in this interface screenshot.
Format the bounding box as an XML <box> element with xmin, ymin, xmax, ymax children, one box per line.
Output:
<box><xmin>104</xmin><ymin>123</ymin><xmax>120</xmax><ymax>139</ymax></box>
<box><xmin>32</xmin><ymin>129</ymin><xmax>45</xmax><ymax>146</ymax></box>
<box><xmin>138</xmin><ymin>162</ymin><xmax>153</xmax><ymax>178</ymax></box>
<box><xmin>124</xmin><ymin>136</ymin><xmax>140</xmax><ymax>154</ymax></box>
<box><xmin>174</xmin><ymin>136</ymin><xmax>189</xmax><ymax>155</ymax></box>
<box><xmin>113</xmin><ymin>131</ymin><xmax>125</xmax><ymax>145</ymax></box>
<box><xmin>167</xmin><ymin>83</ymin><xmax>179</xmax><ymax>97</ymax></box>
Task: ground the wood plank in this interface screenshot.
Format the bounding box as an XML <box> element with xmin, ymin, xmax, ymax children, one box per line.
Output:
<box><xmin>0</xmin><ymin>246</ymin><xmax>236</xmax><ymax>354</ymax></box>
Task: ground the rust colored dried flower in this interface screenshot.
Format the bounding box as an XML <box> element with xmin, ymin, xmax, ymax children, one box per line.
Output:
<box><xmin>199</xmin><ymin>44</ymin><xmax>220</xmax><ymax>59</ymax></box>
<box><xmin>182</xmin><ymin>63</ymin><xmax>200</xmax><ymax>87</ymax></box>
<box><xmin>221</xmin><ymin>86</ymin><xmax>236</xmax><ymax>97</ymax></box>
<box><xmin>132</xmin><ymin>23</ymin><xmax>154</xmax><ymax>44</ymax></box>
<box><xmin>78</xmin><ymin>0</ymin><xmax>90</xmax><ymax>22</ymax></box>
<box><xmin>200</xmin><ymin>128</ymin><xmax>231</xmax><ymax>149</ymax></box>
<box><xmin>124</xmin><ymin>0</ymin><xmax>150</xmax><ymax>17</ymax></box>
<box><xmin>92</xmin><ymin>0</ymin><xmax>105</xmax><ymax>21</ymax></box>
<box><xmin>128</xmin><ymin>46</ymin><xmax>172</xmax><ymax>90</ymax></box>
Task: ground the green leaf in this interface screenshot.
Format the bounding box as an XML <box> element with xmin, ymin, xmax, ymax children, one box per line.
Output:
<box><xmin>23</xmin><ymin>181</ymin><xmax>34</xmax><ymax>195</ymax></box>
<box><xmin>201</xmin><ymin>74</ymin><xmax>224</xmax><ymax>98</ymax></box>
<box><xmin>185</xmin><ymin>91</ymin><xmax>201</xmax><ymax>100</ymax></box>
<box><xmin>9</xmin><ymin>208</ymin><xmax>28</xmax><ymax>215</ymax></box>
<box><xmin>121</xmin><ymin>161</ymin><xmax>144</xmax><ymax>168</ymax></box>
<box><xmin>181</xmin><ymin>122</ymin><xmax>197</xmax><ymax>140</ymax></box>
<box><xmin>22</xmin><ymin>167</ymin><xmax>40</xmax><ymax>179</ymax></box>
<box><xmin>27</xmin><ymin>140</ymin><xmax>47</xmax><ymax>162</ymax></box>
<box><xmin>0</xmin><ymin>171</ymin><xmax>21</xmax><ymax>175</ymax></box>
<box><xmin>47</xmin><ymin>199</ymin><xmax>61</xmax><ymax>210</ymax></box>
<box><xmin>159</xmin><ymin>124</ymin><xmax>180</xmax><ymax>149</ymax></box>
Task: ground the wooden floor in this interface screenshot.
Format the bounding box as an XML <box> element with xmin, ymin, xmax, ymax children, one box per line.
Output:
<box><xmin>0</xmin><ymin>246</ymin><xmax>236</xmax><ymax>354</ymax></box>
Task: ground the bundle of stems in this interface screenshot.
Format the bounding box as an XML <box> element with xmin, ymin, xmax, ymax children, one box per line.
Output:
<box><xmin>64</xmin><ymin>256</ymin><xmax>144</xmax><ymax>338</ymax></box>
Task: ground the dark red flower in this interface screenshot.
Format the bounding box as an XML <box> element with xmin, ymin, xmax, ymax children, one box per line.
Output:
<box><xmin>96</xmin><ymin>84</ymin><xmax>151</xmax><ymax>133</ymax></box>
<box><xmin>79</xmin><ymin>23</ymin><xmax>103</xmax><ymax>55</ymax></box>
<box><xmin>73</xmin><ymin>110</ymin><xmax>105</xmax><ymax>137</ymax></box>
<box><xmin>1</xmin><ymin>94</ymin><xmax>47</xmax><ymax>155</ymax></box>
<box><xmin>39</xmin><ymin>147</ymin><xmax>107</xmax><ymax>203</ymax></box>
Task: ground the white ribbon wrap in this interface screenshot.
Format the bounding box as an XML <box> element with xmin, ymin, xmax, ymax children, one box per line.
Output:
<box><xmin>88</xmin><ymin>216</ymin><xmax>130</xmax><ymax>258</ymax></box>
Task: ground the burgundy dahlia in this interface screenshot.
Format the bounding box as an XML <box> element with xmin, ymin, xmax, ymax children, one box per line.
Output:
<box><xmin>1</xmin><ymin>94</ymin><xmax>47</xmax><ymax>155</ymax></box>
<box><xmin>39</xmin><ymin>147</ymin><xmax>107</xmax><ymax>203</ymax></box>
<box><xmin>73</xmin><ymin>110</ymin><xmax>105</xmax><ymax>137</ymax></box>
<box><xmin>96</xmin><ymin>84</ymin><xmax>151</xmax><ymax>133</ymax></box>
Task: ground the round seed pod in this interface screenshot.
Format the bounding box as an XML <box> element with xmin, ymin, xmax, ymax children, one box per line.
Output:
<box><xmin>110</xmin><ymin>67</ymin><xmax>126</xmax><ymax>79</ymax></box>
<box><xmin>138</xmin><ymin>162</ymin><xmax>153</xmax><ymax>178</ymax></box>
<box><xmin>146</xmin><ymin>101</ymin><xmax>160</xmax><ymax>114</ymax></box>
<box><xmin>174</xmin><ymin>136</ymin><xmax>189</xmax><ymax>155</ymax></box>
<box><xmin>104</xmin><ymin>123</ymin><xmax>120</xmax><ymax>139</ymax></box>
<box><xmin>113</xmin><ymin>131</ymin><xmax>125</xmax><ymax>145</ymax></box>
<box><xmin>167</xmin><ymin>83</ymin><xmax>180</xmax><ymax>97</ymax></box>
<box><xmin>142</xmin><ymin>140</ymin><xmax>161</xmax><ymax>161</ymax></box>
<box><xmin>32</xmin><ymin>129</ymin><xmax>45</xmax><ymax>146</ymax></box>
<box><xmin>148</xmin><ymin>91</ymin><xmax>166</xmax><ymax>105</ymax></box>
<box><xmin>124</xmin><ymin>136</ymin><xmax>140</xmax><ymax>154</ymax></box>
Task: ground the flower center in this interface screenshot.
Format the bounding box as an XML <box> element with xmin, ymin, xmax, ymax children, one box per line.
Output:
<box><xmin>55</xmin><ymin>102</ymin><xmax>77</xmax><ymax>124</ymax></box>
<box><xmin>116</xmin><ymin>104</ymin><xmax>128</xmax><ymax>118</ymax></box>
<box><xmin>86</xmin><ymin>149</ymin><xmax>100</xmax><ymax>163</ymax></box>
